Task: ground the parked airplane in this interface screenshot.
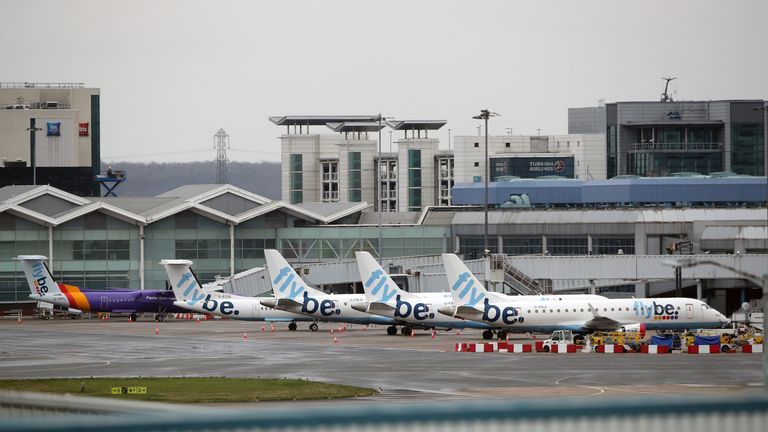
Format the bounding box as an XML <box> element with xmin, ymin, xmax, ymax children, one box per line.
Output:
<box><xmin>262</xmin><ymin>250</ymin><xmax>396</xmax><ymax>329</ymax></box>
<box><xmin>440</xmin><ymin>253</ymin><xmax>730</xmax><ymax>339</ymax></box>
<box><xmin>354</xmin><ymin>251</ymin><xmax>608</xmax><ymax>336</ymax></box>
<box><xmin>160</xmin><ymin>259</ymin><xmax>314</xmax><ymax>329</ymax></box>
<box><xmin>353</xmin><ymin>251</ymin><xmax>492</xmax><ymax>335</ymax></box>
<box><xmin>18</xmin><ymin>255</ymin><xmax>183</xmax><ymax>321</ymax></box>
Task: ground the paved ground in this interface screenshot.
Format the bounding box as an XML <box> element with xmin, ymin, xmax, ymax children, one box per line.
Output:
<box><xmin>0</xmin><ymin>318</ymin><xmax>763</xmax><ymax>405</ymax></box>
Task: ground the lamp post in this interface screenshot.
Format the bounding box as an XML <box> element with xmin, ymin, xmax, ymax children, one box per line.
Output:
<box><xmin>27</xmin><ymin>118</ymin><xmax>42</xmax><ymax>185</ymax></box>
<box><xmin>663</xmin><ymin>257</ymin><xmax>768</xmax><ymax>392</ymax></box>
<box><xmin>472</xmin><ymin>109</ymin><xmax>500</xmax><ymax>288</ymax></box>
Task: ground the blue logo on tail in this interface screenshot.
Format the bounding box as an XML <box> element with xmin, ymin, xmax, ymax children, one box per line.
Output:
<box><xmin>273</xmin><ymin>266</ymin><xmax>305</xmax><ymax>300</ymax></box>
<box><xmin>364</xmin><ymin>270</ymin><xmax>434</xmax><ymax>320</ymax></box>
<box><xmin>451</xmin><ymin>272</ymin><xmax>486</xmax><ymax>307</ymax></box>
<box><xmin>177</xmin><ymin>271</ymin><xmax>239</xmax><ymax>315</ymax></box>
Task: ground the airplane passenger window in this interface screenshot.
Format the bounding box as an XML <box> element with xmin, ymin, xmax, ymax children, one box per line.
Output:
<box><xmin>611</xmin><ymin>308</ymin><xmax>614</xmax><ymax>311</ymax></box>
<box><xmin>603</xmin><ymin>308</ymin><xmax>607</xmax><ymax>312</ymax></box>
<box><xmin>535</xmin><ymin>310</ymin><xmax>538</xmax><ymax>313</ymax></box>
<box><xmin>527</xmin><ymin>310</ymin><xmax>531</xmax><ymax>313</ymax></box>
<box><xmin>557</xmin><ymin>309</ymin><xmax>561</xmax><ymax>313</ymax></box>
<box><xmin>581</xmin><ymin>309</ymin><xmax>584</xmax><ymax>312</ymax></box>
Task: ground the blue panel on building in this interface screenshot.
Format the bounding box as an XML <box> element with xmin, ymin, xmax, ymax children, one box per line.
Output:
<box><xmin>453</xmin><ymin>177</ymin><xmax>768</xmax><ymax>206</ymax></box>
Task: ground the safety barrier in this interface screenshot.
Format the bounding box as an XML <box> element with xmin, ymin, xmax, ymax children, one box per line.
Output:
<box><xmin>687</xmin><ymin>345</ymin><xmax>720</xmax><ymax>354</ymax></box>
<box><xmin>595</xmin><ymin>344</ymin><xmax>625</xmax><ymax>353</ymax></box>
<box><xmin>506</xmin><ymin>343</ymin><xmax>533</xmax><ymax>353</ymax></box>
<box><xmin>550</xmin><ymin>344</ymin><xmax>578</xmax><ymax>353</ymax></box>
<box><xmin>173</xmin><ymin>313</ymin><xmax>213</xmax><ymax>320</ymax></box>
<box><xmin>741</xmin><ymin>344</ymin><xmax>763</xmax><ymax>353</ymax></box>
<box><xmin>640</xmin><ymin>345</ymin><xmax>670</xmax><ymax>354</ymax></box>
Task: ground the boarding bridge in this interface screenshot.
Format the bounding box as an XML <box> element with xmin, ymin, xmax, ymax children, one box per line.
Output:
<box><xmin>220</xmin><ymin>253</ymin><xmax>767</xmax><ymax>298</ymax></box>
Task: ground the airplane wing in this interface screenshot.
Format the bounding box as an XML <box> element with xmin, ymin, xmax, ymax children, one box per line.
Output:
<box><xmin>454</xmin><ymin>305</ymin><xmax>484</xmax><ymax>320</ymax></box>
<box><xmin>275</xmin><ymin>298</ymin><xmax>303</xmax><ymax>309</ymax></box>
<box><xmin>366</xmin><ymin>301</ymin><xmax>395</xmax><ymax>314</ymax></box>
<box><xmin>579</xmin><ymin>303</ymin><xmax>623</xmax><ymax>331</ymax></box>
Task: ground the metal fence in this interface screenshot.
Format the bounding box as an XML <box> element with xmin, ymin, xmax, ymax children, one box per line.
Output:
<box><xmin>1</xmin><ymin>390</ymin><xmax>765</xmax><ymax>432</ymax></box>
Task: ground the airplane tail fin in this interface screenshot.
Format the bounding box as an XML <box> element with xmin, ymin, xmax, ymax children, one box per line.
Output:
<box><xmin>355</xmin><ymin>251</ymin><xmax>415</xmax><ymax>303</ymax></box>
<box><xmin>16</xmin><ymin>255</ymin><xmax>61</xmax><ymax>298</ymax></box>
<box><xmin>441</xmin><ymin>253</ymin><xmax>488</xmax><ymax>308</ymax></box>
<box><xmin>159</xmin><ymin>259</ymin><xmax>206</xmax><ymax>305</ymax></box>
<box><xmin>264</xmin><ymin>249</ymin><xmax>324</xmax><ymax>300</ymax></box>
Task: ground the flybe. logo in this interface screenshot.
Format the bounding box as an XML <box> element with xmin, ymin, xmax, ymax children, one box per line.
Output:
<box><xmin>633</xmin><ymin>301</ymin><xmax>679</xmax><ymax>320</ymax></box>
<box><xmin>272</xmin><ymin>266</ymin><xmax>306</xmax><ymax>300</ymax></box>
<box><xmin>364</xmin><ymin>270</ymin><xmax>435</xmax><ymax>321</ymax></box>
<box><xmin>274</xmin><ymin>266</ymin><xmax>340</xmax><ymax>316</ymax></box>
<box><xmin>481</xmin><ymin>298</ymin><xmax>525</xmax><ymax>325</ymax></box>
<box><xmin>451</xmin><ymin>272</ymin><xmax>486</xmax><ymax>307</ymax></box>
<box><xmin>31</xmin><ymin>262</ymin><xmax>49</xmax><ymax>297</ymax></box>
<box><xmin>177</xmin><ymin>272</ymin><xmax>239</xmax><ymax>316</ymax></box>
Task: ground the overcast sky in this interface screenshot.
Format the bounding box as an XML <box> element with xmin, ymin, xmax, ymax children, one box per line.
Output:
<box><xmin>3</xmin><ymin>0</ymin><xmax>766</xmax><ymax>163</ymax></box>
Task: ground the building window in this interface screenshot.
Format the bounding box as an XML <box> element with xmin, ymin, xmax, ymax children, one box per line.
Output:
<box><xmin>407</xmin><ymin>149</ymin><xmax>422</xmax><ymax>211</ymax></box>
<box><xmin>593</xmin><ymin>237</ymin><xmax>635</xmax><ymax>255</ymax></box>
<box><xmin>505</xmin><ymin>142</ymin><xmax>510</xmax><ymax>148</ymax></box>
<box><xmin>321</xmin><ymin>160</ymin><xmax>339</xmax><ymax>202</ymax></box>
<box><xmin>289</xmin><ymin>154</ymin><xmax>303</xmax><ymax>204</ymax></box>
<box><xmin>474</xmin><ymin>142</ymin><xmax>479</xmax><ymax>148</ymax></box>
<box><xmin>348</xmin><ymin>152</ymin><xmax>361</xmax><ymax>202</ymax></box>
<box><xmin>731</xmin><ymin>123</ymin><xmax>765</xmax><ymax>176</ymax></box>
<box><xmin>474</xmin><ymin>162</ymin><xmax>479</xmax><ymax>167</ymax></box>
<box><xmin>73</xmin><ymin>240</ymin><xmax>130</xmax><ymax>260</ymax></box>
<box><xmin>502</xmin><ymin>237</ymin><xmax>543</xmax><ymax>256</ymax></box>
<box><xmin>378</xmin><ymin>159</ymin><xmax>398</xmax><ymax>211</ymax></box>
<box><xmin>175</xmin><ymin>239</ymin><xmax>230</xmax><ymax>260</ymax></box>
<box><xmin>459</xmin><ymin>236</ymin><xmax>497</xmax><ymax>259</ymax></box>
<box><xmin>547</xmin><ymin>237</ymin><xmax>588</xmax><ymax>256</ymax></box>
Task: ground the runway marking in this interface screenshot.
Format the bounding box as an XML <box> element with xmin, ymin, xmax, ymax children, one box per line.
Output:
<box><xmin>554</xmin><ymin>374</ymin><xmax>606</xmax><ymax>397</ymax></box>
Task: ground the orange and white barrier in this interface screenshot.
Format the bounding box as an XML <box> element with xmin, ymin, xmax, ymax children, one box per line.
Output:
<box><xmin>506</xmin><ymin>343</ymin><xmax>533</xmax><ymax>353</ymax></box>
<box><xmin>687</xmin><ymin>344</ymin><xmax>720</xmax><ymax>354</ymax></box>
<box><xmin>595</xmin><ymin>344</ymin><xmax>625</xmax><ymax>353</ymax></box>
<box><xmin>640</xmin><ymin>345</ymin><xmax>670</xmax><ymax>354</ymax></box>
<box><xmin>174</xmin><ymin>313</ymin><xmax>213</xmax><ymax>320</ymax></box>
<box><xmin>741</xmin><ymin>344</ymin><xmax>763</xmax><ymax>353</ymax></box>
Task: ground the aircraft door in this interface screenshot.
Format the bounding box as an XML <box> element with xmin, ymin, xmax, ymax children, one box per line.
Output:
<box><xmin>100</xmin><ymin>296</ymin><xmax>108</xmax><ymax>310</ymax></box>
<box><xmin>685</xmin><ymin>304</ymin><xmax>693</xmax><ymax>319</ymax></box>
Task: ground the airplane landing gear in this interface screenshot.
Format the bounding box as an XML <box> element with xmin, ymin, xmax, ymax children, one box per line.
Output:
<box><xmin>401</xmin><ymin>327</ymin><xmax>413</xmax><ymax>336</ymax></box>
<box><xmin>154</xmin><ymin>314</ymin><xmax>165</xmax><ymax>322</ymax></box>
<box><xmin>386</xmin><ymin>326</ymin><xmax>398</xmax><ymax>335</ymax></box>
<box><xmin>497</xmin><ymin>330</ymin><xmax>508</xmax><ymax>340</ymax></box>
<box><xmin>129</xmin><ymin>314</ymin><xmax>138</xmax><ymax>322</ymax></box>
<box><xmin>288</xmin><ymin>322</ymin><xmax>298</xmax><ymax>331</ymax></box>
<box><xmin>482</xmin><ymin>330</ymin><xmax>494</xmax><ymax>340</ymax></box>
<box><xmin>309</xmin><ymin>322</ymin><xmax>319</xmax><ymax>332</ymax></box>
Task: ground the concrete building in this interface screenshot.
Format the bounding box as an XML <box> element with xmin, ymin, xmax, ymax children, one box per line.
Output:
<box><xmin>0</xmin><ymin>82</ymin><xmax>101</xmax><ymax>196</ymax></box>
<box><xmin>602</xmin><ymin>100</ymin><xmax>767</xmax><ymax>178</ymax></box>
<box><xmin>452</xmin><ymin>133</ymin><xmax>607</xmax><ymax>182</ymax></box>
<box><xmin>271</xmin><ymin>116</ymin><xmax>449</xmax><ymax>211</ymax></box>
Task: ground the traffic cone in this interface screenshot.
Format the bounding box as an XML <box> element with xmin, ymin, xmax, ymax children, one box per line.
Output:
<box><xmin>196</xmin><ymin>318</ymin><xmax>200</xmax><ymax>324</ymax></box>
<box><xmin>332</xmin><ymin>335</ymin><xmax>338</xmax><ymax>343</ymax></box>
<box><xmin>243</xmin><ymin>331</ymin><xmax>248</xmax><ymax>341</ymax></box>
<box><xmin>261</xmin><ymin>324</ymin><xmax>265</xmax><ymax>332</ymax></box>
<box><xmin>330</xmin><ymin>328</ymin><xmax>334</xmax><ymax>334</ymax></box>
<box><xmin>431</xmin><ymin>330</ymin><xmax>436</xmax><ymax>339</ymax></box>
<box><xmin>363</xmin><ymin>325</ymin><xmax>368</xmax><ymax>331</ymax></box>
<box><xmin>154</xmin><ymin>325</ymin><xmax>159</xmax><ymax>335</ymax></box>
<box><xmin>270</xmin><ymin>323</ymin><xmax>275</xmax><ymax>332</ymax></box>
<box><xmin>16</xmin><ymin>315</ymin><xmax>21</xmax><ymax>325</ymax></box>
<box><xmin>411</xmin><ymin>329</ymin><xmax>415</xmax><ymax>337</ymax></box>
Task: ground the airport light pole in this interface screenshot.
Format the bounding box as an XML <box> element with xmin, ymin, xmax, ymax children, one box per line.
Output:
<box><xmin>472</xmin><ymin>109</ymin><xmax>500</xmax><ymax>288</ymax></box>
<box><xmin>663</xmin><ymin>257</ymin><xmax>768</xmax><ymax>392</ymax></box>
<box><xmin>27</xmin><ymin>118</ymin><xmax>42</xmax><ymax>185</ymax></box>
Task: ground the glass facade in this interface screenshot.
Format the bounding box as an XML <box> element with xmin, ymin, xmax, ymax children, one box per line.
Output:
<box><xmin>408</xmin><ymin>149</ymin><xmax>422</xmax><ymax>211</ymax></box>
<box><xmin>731</xmin><ymin>123</ymin><xmax>765</xmax><ymax>176</ymax></box>
<box><xmin>627</xmin><ymin>152</ymin><xmax>722</xmax><ymax>177</ymax></box>
<box><xmin>502</xmin><ymin>237</ymin><xmax>543</xmax><ymax>255</ymax></box>
<box><xmin>547</xmin><ymin>237</ymin><xmax>588</xmax><ymax>256</ymax></box>
<box><xmin>593</xmin><ymin>237</ymin><xmax>635</xmax><ymax>255</ymax></box>
<box><xmin>348</xmin><ymin>152</ymin><xmax>361</xmax><ymax>202</ymax></box>
<box><xmin>279</xmin><ymin>226</ymin><xmax>448</xmax><ymax>260</ymax></box>
<box><xmin>459</xmin><ymin>236</ymin><xmax>498</xmax><ymax>259</ymax></box>
<box><xmin>607</xmin><ymin>125</ymin><xmax>617</xmax><ymax>178</ymax></box>
<box><xmin>0</xmin><ymin>214</ymin><xmax>48</xmax><ymax>302</ymax></box>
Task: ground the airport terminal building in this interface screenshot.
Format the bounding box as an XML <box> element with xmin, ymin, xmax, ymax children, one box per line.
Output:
<box><xmin>0</xmin><ymin>182</ymin><xmax>765</xmax><ymax>317</ymax></box>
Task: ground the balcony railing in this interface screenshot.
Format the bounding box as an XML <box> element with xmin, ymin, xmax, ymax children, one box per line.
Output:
<box><xmin>628</xmin><ymin>142</ymin><xmax>721</xmax><ymax>152</ymax></box>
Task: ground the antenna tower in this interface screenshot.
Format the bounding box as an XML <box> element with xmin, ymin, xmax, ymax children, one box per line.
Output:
<box><xmin>660</xmin><ymin>77</ymin><xmax>677</xmax><ymax>102</ymax></box>
<box><xmin>213</xmin><ymin>128</ymin><xmax>230</xmax><ymax>184</ymax></box>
